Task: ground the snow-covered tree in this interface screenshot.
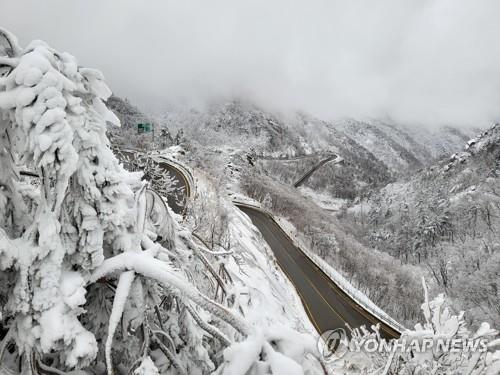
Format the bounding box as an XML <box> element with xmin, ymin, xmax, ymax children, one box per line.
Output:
<box><xmin>0</xmin><ymin>29</ymin><xmax>323</xmax><ymax>375</ymax></box>
<box><xmin>112</xmin><ymin>148</ymin><xmax>185</xmax><ymax>210</ymax></box>
<box><xmin>262</xmin><ymin>193</ymin><xmax>273</xmax><ymax>210</ymax></box>
<box><xmin>0</xmin><ymin>29</ymin><xmax>250</xmax><ymax>373</ymax></box>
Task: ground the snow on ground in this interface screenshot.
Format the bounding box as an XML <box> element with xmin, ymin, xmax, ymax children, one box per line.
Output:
<box><xmin>153</xmin><ymin>144</ymin><xmax>186</xmax><ymax>160</ymax></box>
<box><xmin>298</xmin><ymin>186</ymin><xmax>348</xmax><ymax>212</ymax></box>
<box><xmin>229</xmin><ymin>208</ymin><xmax>317</xmax><ymax>333</ymax></box>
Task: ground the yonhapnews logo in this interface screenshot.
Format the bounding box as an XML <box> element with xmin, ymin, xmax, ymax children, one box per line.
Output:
<box><xmin>318</xmin><ymin>329</ymin><xmax>488</xmax><ymax>363</ymax></box>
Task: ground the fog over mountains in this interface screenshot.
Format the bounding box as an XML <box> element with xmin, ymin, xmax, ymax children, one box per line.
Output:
<box><xmin>3</xmin><ymin>0</ymin><xmax>500</xmax><ymax>127</ymax></box>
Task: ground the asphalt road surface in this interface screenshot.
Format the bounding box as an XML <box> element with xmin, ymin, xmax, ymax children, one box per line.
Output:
<box><xmin>293</xmin><ymin>155</ymin><xmax>341</xmax><ymax>187</ymax></box>
<box><xmin>237</xmin><ymin>205</ymin><xmax>401</xmax><ymax>340</ymax></box>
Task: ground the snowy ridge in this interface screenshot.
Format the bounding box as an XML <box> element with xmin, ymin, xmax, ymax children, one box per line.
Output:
<box><xmin>233</xmin><ymin>199</ymin><xmax>405</xmax><ymax>335</ymax></box>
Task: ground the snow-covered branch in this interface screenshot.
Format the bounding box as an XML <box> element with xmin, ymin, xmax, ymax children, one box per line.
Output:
<box><xmin>90</xmin><ymin>251</ymin><xmax>249</xmax><ymax>336</ymax></box>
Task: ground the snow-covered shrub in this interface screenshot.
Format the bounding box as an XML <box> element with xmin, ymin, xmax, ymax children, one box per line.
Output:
<box><xmin>217</xmin><ymin>328</ymin><xmax>318</xmax><ymax>375</ymax></box>
<box><xmin>336</xmin><ymin>279</ymin><xmax>500</xmax><ymax>374</ymax></box>
<box><xmin>0</xmin><ymin>28</ymin><xmax>121</xmax><ymax>368</ymax></box>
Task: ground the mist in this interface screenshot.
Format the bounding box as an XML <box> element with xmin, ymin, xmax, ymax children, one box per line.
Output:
<box><xmin>2</xmin><ymin>0</ymin><xmax>500</xmax><ymax>127</ymax></box>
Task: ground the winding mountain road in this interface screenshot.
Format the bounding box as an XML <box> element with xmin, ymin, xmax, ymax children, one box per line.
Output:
<box><xmin>144</xmin><ymin>153</ymin><xmax>401</xmax><ymax>340</ymax></box>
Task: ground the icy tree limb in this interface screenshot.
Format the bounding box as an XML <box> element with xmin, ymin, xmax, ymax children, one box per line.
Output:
<box><xmin>219</xmin><ymin>263</ymin><xmax>234</xmax><ymax>285</ymax></box>
<box><xmin>193</xmin><ymin>245</ymin><xmax>228</xmax><ymax>296</ymax></box>
<box><xmin>381</xmin><ymin>350</ymin><xmax>396</xmax><ymax>375</ymax></box>
<box><xmin>192</xmin><ymin>233</ymin><xmax>233</xmax><ymax>256</ymax></box>
<box><xmin>127</xmin><ymin>358</ymin><xmax>142</xmax><ymax>375</ymax></box>
<box><xmin>154</xmin><ymin>305</ymin><xmax>165</xmax><ymax>331</ymax></box>
<box><xmin>0</xmin><ymin>56</ymin><xmax>18</xmax><ymax>69</ymax></box>
<box><xmin>141</xmin><ymin>323</ymin><xmax>150</xmax><ymax>358</ymax></box>
<box><xmin>135</xmin><ymin>185</ymin><xmax>148</xmax><ymax>233</ymax></box>
<box><xmin>151</xmin><ymin>330</ymin><xmax>176</xmax><ymax>352</ymax></box>
<box><xmin>184</xmin><ymin>303</ymin><xmax>231</xmax><ymax>347</ymax></box>
<box><xmin>180</xmin><ymin>234</ymin><xmax>229</xmax><ymax>296</ymax></box>
<box><xmin>90</xmin><ymin>252</ymin><xmax>249</xmax><ymax>336</ymax></box>
<box><xmin>106</xmin><ymin>271</ymin><xmax>135</xmax><ymax>375</ymax></box>
<box><xmin>0</xmin><ymin>27</ymin><xmax>22</xmax><ymax>56</ymax></box>
<box><xmin>36</xmin><ymin>359</ymin><xmax>68</xmax><ymax>375</ymax></box>
<box><xmin>421</xmin><ymin>277</ymin><xmax>432</xmax><ymax>329</ymax></box>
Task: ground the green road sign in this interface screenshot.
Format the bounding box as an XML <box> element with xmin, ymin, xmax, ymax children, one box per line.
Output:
<box><xmin>137</xmin><ymin>123</ymin><xmax>152</xmax><ymax>134</ymax></box>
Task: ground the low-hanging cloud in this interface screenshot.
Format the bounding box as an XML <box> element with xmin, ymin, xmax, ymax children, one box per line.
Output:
<box><xmin>2</xmin><ymin>0</ymin><xmax>500</xmax><ymax>127</ymax></box>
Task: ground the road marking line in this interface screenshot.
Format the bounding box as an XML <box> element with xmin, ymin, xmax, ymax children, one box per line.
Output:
<box><xmin>279</xmin><ymin>246</ymin><xmax>347</xmax><ymax>323</ymax></box>
<box><xmin>262</xmin><ymin>219</ymin><xmax>348</xmax><ymax>324</ymax></box>
<box><xmin>315</xmin><ymin>268</ymin><xmax>399</xmax><ymax>338</ymax></box>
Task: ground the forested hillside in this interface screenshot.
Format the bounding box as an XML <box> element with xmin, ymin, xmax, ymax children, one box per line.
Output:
<box><xmin>342</xmin><ymin>124</ymin><xmax>500</xmax><ymax>327</ymax></box>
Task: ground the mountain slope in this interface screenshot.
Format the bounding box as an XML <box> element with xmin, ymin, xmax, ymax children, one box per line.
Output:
<box><xmin>342</xmin><ymin>124</ymin><xmax>500</xmax><ymax>327</ymax></box>
<box><xmin>159</xmin><ymin>100</ymin><xmax>475</xmax><ymax>199</ymax></box>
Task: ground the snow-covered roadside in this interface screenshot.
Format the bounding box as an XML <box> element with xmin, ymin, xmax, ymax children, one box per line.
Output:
<box><xmin>298</xmin><ymin>186</ymin><xmax>348</xmax><ymax>212</ymax></box>
<box><xmin>185</xmin><ymin>171</ymin><xmax>324</xmax><ymax>373</ymax></box>
<box><xmin>195</xmin><ymin>173</ymin><xmax>318</xmax><ymax>337</ymax></box>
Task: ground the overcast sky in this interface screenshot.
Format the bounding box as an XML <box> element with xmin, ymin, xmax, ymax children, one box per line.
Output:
<box><xmin>2</xmin><ymin>0</ymin><xmax>500</xmax><ymax>127</ymax></box>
